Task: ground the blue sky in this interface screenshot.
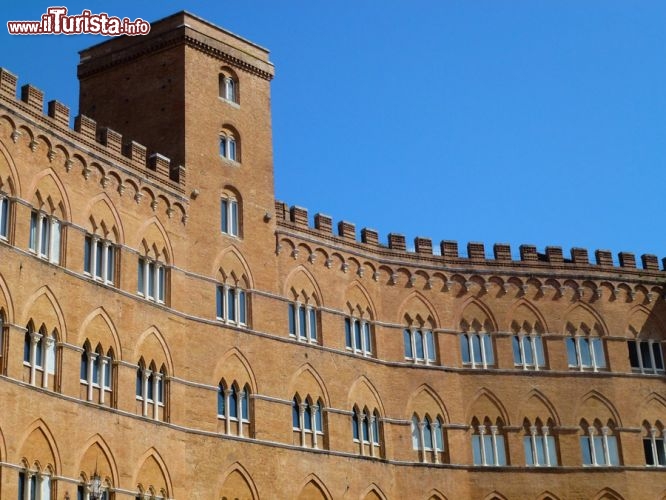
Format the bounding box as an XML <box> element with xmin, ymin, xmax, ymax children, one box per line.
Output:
<box><xmin>2</xmin><ymin>2</ymin><xmax>665</xmax><ymax>261</ymax></box>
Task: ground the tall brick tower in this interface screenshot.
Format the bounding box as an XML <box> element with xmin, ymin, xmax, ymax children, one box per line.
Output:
<box><xmin>77</xmin><ymin>11</ymin><xmax>278</xmax><ymax>291</ymax></box>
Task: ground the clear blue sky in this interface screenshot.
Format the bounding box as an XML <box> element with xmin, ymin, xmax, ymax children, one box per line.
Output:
<box><xmin>2</xmin><ymin>2</ymin><xmax>665</xmax><ymax>261</ymax></box>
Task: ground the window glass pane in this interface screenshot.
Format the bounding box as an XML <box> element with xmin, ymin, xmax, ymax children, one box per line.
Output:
<box><xmin>288</xmin><ymin>304</ymin><xmax>295</xmax><ymax>335</ymax></box>
<box><xmin>29</xmin><ymin>212</ymin><xmax>37</xmax><ymax>250</ymax></box>
<box><xmin>104</xmin><ymin>358</ymin><xmax>111</xmax><ymax>388</ymax></box>
<box><xmin>354</xmin><ymin>321</ymin><xmax>362</xmax><ymax>350</ymax></box>
<box><xmin>218</xmin><ymin>386</ymin><xmax>226</xmax><ymax>416</ymax></box>
<box><xmin>415</xmin><ymin>330</ymin><xmax>424</xmax><ymax>359</ymax></box>
<box><xmin>219</xmin><ymin>137</ymin><xmax>227</xmax><ymax>157</ymax></box>
<box><xmin>23</xmin><ymin>332</ymin><xmax>31</xmax><ymax>362</ymax></box>
<box><xmin>92</xmin><ymin>355</ymin><xmax>99</xmax><ymax>384</ymax></box>
<box><xmin>239</xmin><ymin>290</ymin><xmax>246</xmax><ymax>324</ymax></box>
<box><xmin>84</xmin><ymin>236</ymin><xmax>92</xmax><ymax>273</ymax></box>
<box><xmin>435</xmin><ymin>422</ymin><xmax>444</xmax><ymax>450</ymax></box>
<box><xmin>411</xmin><ymin>417</ymin><xmax>420</xmax><ymax>449</ymax></box>
<box><xmin>344</xmin><ymin>318</ymin><xmax>352</xmax><ymax>348</ymax></box>
<box><xmin>158</xmin><ymin>375</ymin><xmax>164</xmax><ymax>403</ymax></box>
<box><xmin>352</xmin><ymin>412</ymin><xmax>359</xmax><ymax>440</ymax></box>
<box><xmin>216</xmin><ymin>286</ymin><xmax>224</xmax><ymax>319</ymax></box>
<box><xmin>592</xmin><ymin>338</ymin><xmax>606</xmax><ymax>368</ymax></box>
<box><xmin>522</xmin><ymin>336</ymin><xmax>534</xmax><ymax>365</ymax></box>
<box><xmin>136</xmin><ymin>369</ymin><xmax>142</xmax><ymax>396</ymax></box>
<box><xmin>0</xmin><ymin>198</ymin><xmax>7</xmax><ymax>237</ymax></box>
<box><xmin>304</xmin><ymin>405</ymin><xmax>312</xmax><ymax>431</ymax></box>
<box><xmin>157</xmin><ymin>267</ymin><xmax>165</xmax><ymax>302</ymax></box>
<box><xmin>230</xmin><ymin>200</ymin><xmax>238</xmax><ymax>235</ymax></box>
<box><xmin>495</xmin><ymin>435</ymin><xmax>506</xmax><ymax>465</ymax></box>
<box><xmin>147</xmin><ymin>373</ymin><xmax>154</xmax><ymax>400</ymax></box>
<box><xmin>46</xmin><ymin>337</ymin><xmax>55</xmax><ymax>374</ymax></box>
<box><xmin>472</xmin><ymin>334</ymin><xmax>483</xmax><ymax>363</ymax></box>
<box><xmin>106</xmin><ymin>246</ymin><xmax>115</xmax><ymax>282</ymax></box>
<box><xmin>657</xmin><ymin>438</ymin><xmax>666</xmax><ymax>465</ymax></box>
<box><xmin>315</xmin><ymin>403</ymin><xmax>323</xmax><ymax>432</ymax></box>
<box><xmin>40</xmin><ymin>216</ymin><xmax>49</xmax><ymax>255</ymax></box>
<box><xmin>640</xmin><ymin>341</ymin><xmax>653</xmax><ymax>369</ymax></box>
<box><xmin>566</xmin><ymin>338</ymin><xmax>578</xmax><ymax>366</ymax></box>
<box><xmin>483</xmin><ymin>334</ymin><xmax>494</xmax><ymax>364</ymax></box>
<box><xmin>35</xmin><ymin>336</ymin><xmax>43</xmax><ymax>367</ymax></box>
<box><xmin>653</xmin><ymin>343</ymin><xmax>664</xmax><ymax>371</ymax></box>
<box><xmin>309</xmin><ymin>309</ymin><xmax>317</xmax><ymax>340</ymax></box>
<box><xmin>579</xmin><ymin>338</ymin><xmax>592</xmax><ymax>367</ymax></box>
<box><xmin>483</xmin><ymin>434</ymin><xmax>494</xmax><ymax>464</ymax></box>
<box><xmin>229</xmin><ymin>389</ymin><xmax>238</xmax><ymax>418</ymax></box>
<box><xmin>403</xmin><ymin>330</ymin><xmax>413</xmax><ymax>358</ymax></box>
<box><xmin>147</xmin><ymin>263</ymin><xmax>155</xmax><ymax>298</ymax></box>
<box><xmin>95</xmin><ymin>242</ymin><xmax>103</xmax><ymax>278</ymax></box>
<box><xmin>229</xmin><ymin>139</ymin><xmax>237</xmax><ymax>161</ymax></box>
<box><xmin>512</xmin><ymin>336</ymin><xmax>522</xmax><ymax>364</ymax></box>
<box><xmin>30</xmin><ymin>474</ymin><xmax>37</xmax><ymax>500</ymax></box>
<box><xmin>18</xmin><ymin>471</ymin><xmax>25</xmax><ymax>500</ymax></box>
<box><xmin>372</xmin><ymin>416</ymin><xmax>379</xmax><ymax>444</ymax></box>
<box><xmin>472</xmin><ymin>435</ymin><xmax>482</xmax><ymax>465</ymax></box>
<box><xmin>41</xmin><ymin>475</ymin><xmax>50</xmax><ymax>499</ymax></box>
<box><xmin>547</xmin><ymin>435</ymin><xmax>557</xmax><ymax>465</ymax></box>
<box><xmin>643</xmin><ymin>438</ymin><xmax>654</xmax><ymax>465</ymax></box>
<box><xmin>241</xmin><ymin>391</ymin><xmax>249</xmax><ymax>420</ymax></box>
<box><xmin>524</xmin><ymin>436</ymin><xmax>534</xmax><ymax>465</ymax></box>
<box><xmin>227</xmin><ymin>288</ymin><xmax>236</xmax><ymax>322</ymax></box>
<box><xmin>363</xmin><ymin>323</ymin><xmax>372</xmax><ymax>354</ymax></box>
<box><xmin>628</xmin><ymin>341</ymin><xmax>639</xmax><ymax>368</ymax></box>
<box><xmin>80</xmin><ymin>351</ymin><xmax>87</xmax><ymax>380</ymax></box>
<box><xmin>423</xmin><ymin>419</ymin><xmax>433</xmax><ymax>449</ymax></box>
<box><xmin>298</xmin><ymin>306</ymin><xmax>307</xmax><ymax>339</ymax></box>
<box><xmin>460</xmin><ymin>334</ymin><xmax>470</xmax><ymax>363</ymax></box>
<box><xmin>50</xmin><ymin>220</ymin><xmax>61</xmax><ymax>263</ymax></box>
<box><xmin>292</xmin><ymin>399</ymin><xmax>299</xmax><ymax>428</ymax></box>
<box><xmin>593</xmin><ymin>435</ymin><xmax>605</xmax><ymax>465</ymax></box>
<box><xmin>426</xmin><ymin>331</ymin><xmax>435</xmax><ymax>361</ymax></box>
<box><xmin>220</xmin><ymin>199</ymin><xmax>228</xmax><ymax>233</ymax></box>
<box><xmin>535</xmin><ymin>336</ymin><xmax>546</xmax><ymax>366</ymax></box>
<box><xmin>137</xmin><ymin>258</ymin><xmax>144</xmax><ymax>293</ymax></box>
<box><xmin>362</xmin><ymin>416</ymin><xmax>369</xmax><ymax>441</ymax></box>
<box><xmin>607</xmin><ymin>435</ymin><xmax>619</xmax><ymax>466</ymax></box>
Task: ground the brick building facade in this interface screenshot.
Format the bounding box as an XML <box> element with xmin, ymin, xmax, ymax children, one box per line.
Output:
<box><xmin>0</xmin><ymin>11</ymin><xmax>664</xmax><ymax>500</ymax></box>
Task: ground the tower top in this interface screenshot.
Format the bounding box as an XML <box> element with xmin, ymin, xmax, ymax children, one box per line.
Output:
<box><xmin>78</xmin><ymin>11</ymin><xmax>274</xmax><ymax>81</ymax></box>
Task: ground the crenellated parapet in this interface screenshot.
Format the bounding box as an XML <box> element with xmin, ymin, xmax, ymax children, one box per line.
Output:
<box><xmin>0</xmin><ymin>68</ymin><xmax>186</xmax><ymax>189</ymax></box>
<box><xmin>275</xmin><ymin>201</ymin><xmax>666</xmax><ymax>281</ymax></box>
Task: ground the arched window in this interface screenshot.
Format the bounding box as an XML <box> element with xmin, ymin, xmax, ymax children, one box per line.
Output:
<box><xmin>404</xmin><ymin>329</ymin><xmax>436</xmax><ymax>364</ymax></box>
<box><xmin>351</xmin><ymin>405</ymin><xmax>381</xmax><ymax>458</ymax></box>
<box><xmin>23</xmin><ymin>323</ymin><xmax>57</xmax><ymax>389</ymax></box>
<box><xmin>219</xmin><ymin>130</ymin><xmax>239</xmax><ymax>162</ymax></box>
<box><xmin>628</xmin><ymin>338</ymin><xmax>664</xmax><ymax>375</ymax></box>
<box><xmin>461</xmin><ymin>332</ymin><xmax>494</xmax><ymax>368</ymax></box>
<box><xmin>643</xmin><ymin>421</ymin><xmax>665</xmax><ymax>466</ymax></box>
<box><xmin>345</xmin><ymin>317</ymin><xmax>373</xmax><ymax>356</ymax></box>
<box><xmin>288</xmin><ymin>301</ymin><xmax>318</xmax><ymax>344</ymax></box>
<box><xmin>471</xmin><ymin>417</ymin><xmax>507</xmax><ymax>466</ymax></box>
<box><xmin>216</xmin><ymin>284</ymin><xmax>247</xmax><ymax>326</ymax></box>
<box><xmin>136</xmin><ymin>359</ymin><xmax>167</xmax><ymax>421</ymax></box>
<box><xmin>219</xmin><ymin>72</ymin><xmax>238</xmax><ymax>104</ymax></box>
<box><xmin>0</xmin><ymin>189</ymin><xmax>9</xmax><ymax>239</ymax></box>
<box><xmin>217</xmin><ymin>381</ymin><xmax>251</xmax><ymax>437</ymax></box>
<box><xmin>580</xmin><ymin>419</ymin><xmax>620</xmax><ymax>466</ymax></box>
<box><xmin>512</xmin><ymin>333</ymin><xmax>545</xmax><ymax>370</ymax></box>
<box><xmin>80</xmin><ymin>342</ymin><xmax>114</xmax><ymax>405</ymax></box>
<box><xmin>566</xmin><ymin>330</ymin><xmax>606</xmax><ymax>371</ymax></box>
<box><xmin>77</xmin><ymin>474</ymin><xmax>111</xmax><ymax>500</ymax></box>
<box><xmin>29</xmin><ymin>208</ymin><xmax>62</xmax><ymax>264</ymax></box>
<box><xmin>523</xmin><ymin>418</ymin><xmax>558</xmax><ymax>466</ymax></box>
<box><xmin>0</xmin><ymin>310</ymin><xmax>4</xmax><ymax>369</ymax></box>
<box><xmin>84</xmin><ymin>232</ymin><xmax>117</xmax><ymax>286</ymax></box>
<box><xmin>19</xmin><ymin>465</ymin><xmax>54</xmax><ymax>500</ymax></box>
<box><xmin>411</xmin><ymin>413</ymin><xmax>445</xmax><ymax>463</ymax></box>
<box><xmin>292</xmin><ymin>394</ymin><xmax>325</xmax><ymax>449</ymax></box>
<box><xmin>220</xmin><ymin>195</ymin><xmax>240</xmax><ymax>237</ymax></box>
<box><xmin>137</xmin><ymin>255</ymin><xmax>167</xmax><ymax>304</ymax></box>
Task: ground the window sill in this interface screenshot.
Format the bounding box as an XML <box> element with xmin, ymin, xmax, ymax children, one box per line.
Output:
<box><xmin>218</xmin><ymin>97</ymin><xmax>240</xmax><ymax>109</ymax></box>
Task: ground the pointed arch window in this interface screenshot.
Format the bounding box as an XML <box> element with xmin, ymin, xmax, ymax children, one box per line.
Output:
<box><xmin>292</xmin><ymin>394</ymin><xmax>325</xmax><ymax>449</ymax></box>
<box><xmin>404</xmin><ymin>328</ymin><xmax>436</xmax><ymax>364</ymax></box>
<box><xmin>84</xmin><ymin>233</ymin><xmax>117</xmax><ymax>285</ymax></box>
<box><xmin>289</xmin><ymin>301</ymin><xmax>318</xmax><ymax>343</ymax></box>
<box><xmin>523</xmin><ymin>418</ymin><xmax>558</xmax><ymax>466</ymax></box>
<box><xmin>512</xmin><ymin>333</ymin><xmax>545</xmax><ymax>370</ymax></box>
<box><xmin>345</xmin><ymin>317</ymin><xmax>373</xmax><ymax>356</ymax></box>
<box><xmin>643</xmin><ymin>422</ymin><xmax>665</xmax><ymax>466</ymax></box>
<box><xmin>136</xmin><ymin>360</ymin><xmax>167</xmax><ymax>421</ymax></box>
<box><xmin>471</xmin><ymin>418</ymin><xmax>507</xmax><ymax>466</ymax></box>
<box><xmin>411</xmin><ymin>414</ymin><xmax>445</xmax><ymax>463</ymax></box>
<box><xmin>216</xmin><ymin>284</ymin><xmax>247</xmax><ymax>326</ymax></box>
<box><xmin>23</xmin><ymin>323</ymin><xmax>57</xmax><ymax>389</ymax></box>
<box><xmin>352</xmin><ymin>406</ymin><xmax>381</xmax><ymax>458</ymax></box>
<box><xmin>220</xmin><ymin>196</ymin><xmax>239</xmax><ymax>237</ymax></box>
<box><xmin>217</xmin><ymin>381</ymin><xmax>251</xmax><ymax>437</ymax></box>
<box><xmin>29</xmin><ymin>210</ymin><xmax>61</xmax><ymax>264</ymax></box>
<box><xmin>0</xmin><ymin>191</ymin><xmax>9</xmax><ymax>239</ymax></box>
<box><xmin>137</xmin><ymin>256</ymin><xmax>166</xmax><ymax>304</ymax></box>
<box><xmin>80</xmin><ymin>343</ymin><xmax>114</xmax><ymax>405</ymax></box>
<box><xmin>461</xmin><ymin>332</ymin><xmax>494</xmax><ymax>368</ymax></box>
<box><xmin>19</xmin><ymin>466</ymin><xmax>53</xmax><ymax>500</ymax></box>
<box><xmin>628</xmin><ymin>339</ymin><xmax>664</xmax><ymax>375</ymax></box>
<box><xmin>580</xmin><ymin>420</ymin><xmax>620</xmax><ymax>466</ymax></box>
<box><xmin>566</xmin><ymin>333</ymin><xmax>606</xmax><ymax>371</ymax></box>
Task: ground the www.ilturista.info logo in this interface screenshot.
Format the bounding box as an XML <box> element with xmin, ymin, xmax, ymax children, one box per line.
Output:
<box><xmin>7</xmin><ymin>7</ymin><xmax>150</xmax><ymax>36</ymax></box>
